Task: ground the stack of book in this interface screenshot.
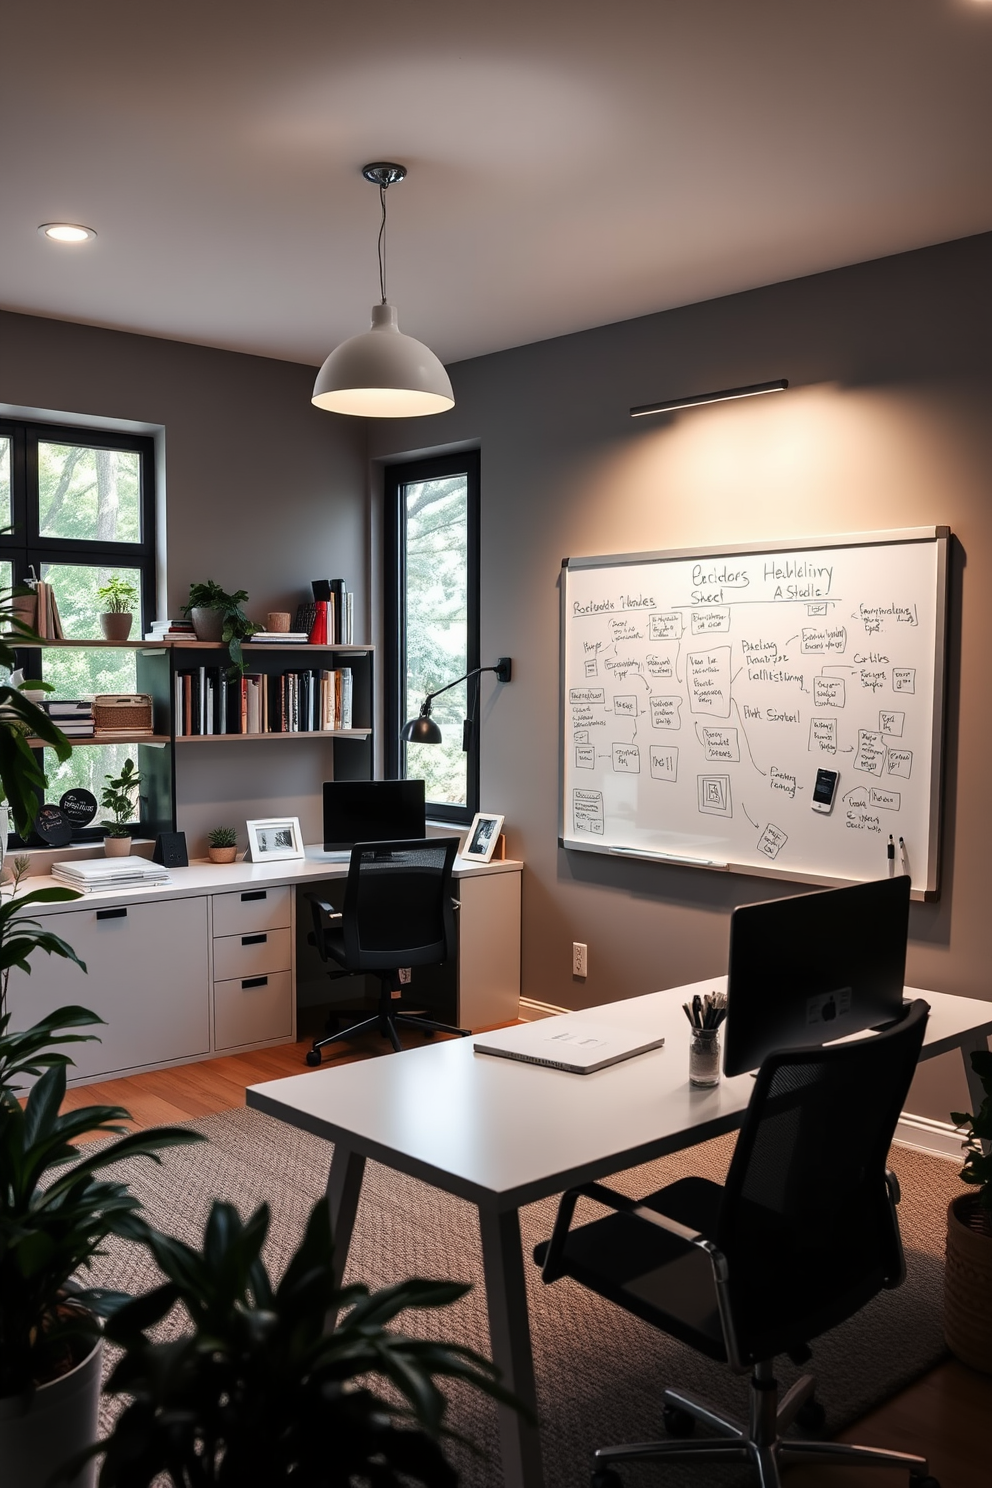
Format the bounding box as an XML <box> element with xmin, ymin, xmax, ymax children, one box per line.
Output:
<box><xmin>28</xmin><ymin>580</ymin><xmax>66</xmax><ymax>640</ymax></box>
<box><xmin>247</xmin><ymin>631</ymin><xmax>311</xmax><ymax>644</ymax></box>
<box><xmin>174</xmin><ymin>666</ymin><xmax>353</xmax><ymax>735</ymax></box>
<box><xmin>144</xmin><ymin>618</ymin><xmax>196</xmax><ymax>641</ymax></box>
<box><xmin>51</xmin><ymin>858</ymin><xmax>172</xmax><ymax>892</ymax></box>
<box><xmin>45</xmin><ymin>699</ymin><xmax>94</xmax><ymax>737</ymax></box>
<box><xmin>295</xmin><ymin>581</ymin><xmax>355</xmax><ymax>646</ymax></box>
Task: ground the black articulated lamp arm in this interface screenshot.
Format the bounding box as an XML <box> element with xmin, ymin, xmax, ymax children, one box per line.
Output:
<box><xmin>400</xmin><ymin>658</ymin><xmax>511</xmax><ymax>744</ymax></box>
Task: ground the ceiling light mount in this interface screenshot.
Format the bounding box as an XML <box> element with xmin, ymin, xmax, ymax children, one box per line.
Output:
<box><xmin>311</xmin><ymin>162</ymin><xmax>453</xmax><ymax>419</ymax></box>
<box><xmin>38</xmin><ymin>223</ymin><xmax>97</xmax><ymax>243</ymax></box>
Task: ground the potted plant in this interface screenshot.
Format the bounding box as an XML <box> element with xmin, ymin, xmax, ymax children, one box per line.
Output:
<box><xmin>101</xmin><ymin>757</ymin><xmax>140</xmax><ymax>856</ymax></box>
<box><xmin>181</xmin><ymin>580</ymin><xmax>260</xmax><ymax>673</ymax></box>
<box><xmin>945</xmin><ymin>1048</ymin><xmax>992</xmax><ymax>1373</ymax></box>
<box><xmin>0</xmin><ymin>1007</ymin><xmax>205</xmax><ymax>1488</ymax></box>
<box><xmin>96</xmin><ymin>575</ymin><xmax>139</xmax><ymax>643</ymax></box>
<box><xmin>0</xmin><ymin>585</ymin><xmax>72</xmax><ymax>843</ymax></box>
<box><xmin>84</xmin><ymin>1195</ymin><xmax>523</xmax><ymax>1486</ymax></box>
<box><xmin>207</xmin><ymin>826</ymin><xmax>238</xmax><ymax>863</ymax></box>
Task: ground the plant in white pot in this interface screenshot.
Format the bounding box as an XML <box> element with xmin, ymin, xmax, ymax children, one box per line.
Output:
<box><xmin>0</xmin><ymin>1005</ymin><xmax>205</xmax><ymax>1488</ymax></box>
<box><xmin>95</xmin><ymin>575</ymin><xmax>139</xmax><ymax>644</ymax></box>
<box><xmin>181</xmin><ymin>580</ymin><xmax>259</xmax><ymax>673</ymax></box>
<box><xmin>945</xmin><ymin>1049</ymin><xmax>992</xmax><ymax>1373</ymax></box>
<box><xmin>100</xmin><ymin>757</ymin><xmax>140</xmax><ymax>857</ymax></box>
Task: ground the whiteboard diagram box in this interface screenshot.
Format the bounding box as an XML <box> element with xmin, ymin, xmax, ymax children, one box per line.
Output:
<box><xmin>583</xmin><ymin>658</ymin><xmax>598</xmax><ymax>677</ymax></box>
<box><xmin>690</xmin><ymin>607</ymin><xmax>730</xmax><ymax>634</ymax></box>
<box><xmin>687</xmin><ymin>646</ymin><xmax>731</xmax><ymax>717</ymax></box>
<box><xmin>697</xmin><ymin>774</ymin><xmax>732</xmax><ymax>817</ymax></box>
<box><xmin>813</xmin><ymin>676</ymin><xmax>846</xmax><ymax>708</ymax></box>
<box><xmin>613</xmin><ymin>694</ymin><xmax>637</xmax><ymax>716</ymax></box>
<box><xmin>809</xmin><ymin>717</ymin><xmax>838</xmax><ymax>753</ymax></box>
<box><xmin>649</xmin><ymin>746</ymin><xmax>679</xmax><ymax>782</ymax></box>
<box><xmin>612</xmin><ymin>744</ymin><xmax>640</xmax><ymax>773</ymax></box>
<box><xmin>650</xmin><ymin>696</ymin><xmax>682</xmax><ymax>730</ymax></box>
<box><xmin>879</xmin><ymin>710</ymin><xmax>905</xmax><ymax>737</ymax></box>
<box><xmin>869</xmin><ymin>787</ymin><xmax>902</xmax><ymax>810</ymax></box>
<box><xmin>569</xmin><ymin>687</ymin><xmax>605</xmax><ymax>705</ymax></box>
<box><xmin>645</xmin><ymin>653</ymin><xmax>674</xmax><ymax>678</ymax></box>
<box><xmin>886</xmin><ymin>749</ymin><xmax>913</xmax><ymax>779</ymax></box>
<box><xmin>701</xmin><ymin>727</ymin><xmax>740</xmax><ymax>762</ymax></box>
<box><xmin>892</xmin><ymin>668</ymin><xmax>916</xmax><ymax>693</ymax></box>
<box><xmin>649</xmin><ymin>612</ymin><xmax>683</xmax><ymax>640</ymax></box>
<box><xmin>572</xmin><ymin>789</ymin><xmax>604</xmax><ymax>834</ymax></box>
<box><xmin>575</xmin><ymin>745</ymin><xmax>595</xmax><ymax>769</ymax></box>
<box><xmin>801</xmin><ymin>626</ymin><xmax>847</xmax><ymax>654</ymax></box>
<box><xmin>757</xmin><ymin>823</ymin><xmax>788</xmax><ymax>859</ymax></box>
<box><xmin>854</xmin><ymin>730</ymin><xmax>887</xmax><ymax>776</ymax></box>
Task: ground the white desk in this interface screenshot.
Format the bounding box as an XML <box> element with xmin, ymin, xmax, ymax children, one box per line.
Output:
<box><xmin>247</xmin><ymin>979</ymin><xmax>992</xmax><ymax>1488</ymax></box>
<box><xmin>6</xmin><ymin>848</ymin><xmax>522</xmax><ymax>1084</ymax></box>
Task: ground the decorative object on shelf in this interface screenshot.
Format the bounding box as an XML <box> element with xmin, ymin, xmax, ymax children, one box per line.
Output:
<box><xmin>22</xmin><ymin>575</ymin><xmax>65</xmax><ymax>640</ymax></box>
<box><xmin>462</xmin><ymin>811</ymin><xmax>505</xmax><ymax>865</ymax></box>
<box><xmin>0</xmin><ymin>590</ymin><xmax>72</xmax><ymax>840</ymax></box>
<box><xmin>266</xmin><ymin>611</ymin><xmax>291</xmax><ymax>632</ymax></box>
<box><xmin>33</xmin><ymin>803</ymin><xmax>72</xmax><ymax>848</ymax></box>
<box><xmin>96</xmin><ymin>573</ymin><xmax>139</xmax><ymax>642</ymax></box>
<box><xmin>93</xmin><ymin>692</ymin><xmax>154</xmax><ymax>736</ymax></box>
<box><xmin>152</xmin><ymin>830</ymin><xmax>189</xmax><ymax>868</ymax></box>
<box><xmin>207</xmin><ymin>826</ymin><xmax>238</xmax><ymax>863</ymax></box>
<box><xmin>945</xmin><ymin>1048</ymin><xmax>992</xmax><ymax>1373</ymax></box>
<box><xmin>11</xmin><ymin>586</ymin><xmax>36</xmax><ymax>635</ymax></box>
<box><xmin>83</xmin><ymin>1196</ymin><xmax>518</xmax><ymax>1488</ymax></box>
<box><xmin>181</xmin><ymin>581</ymin><xmax>261</xmax><ymax>674</ymax></box>
<box><xmin>401</xmin><ymin>657</ymin><xmax>512</xmax><ymax>747</ymax></box>
<box><xmin>101</xmin><ymin>756</ymin><xmax>140</xmax><ymax>856</ymax></box>
<box><xmin>59</xmin><ymin>788</ymin><xmax>98</xmax><ymax>828</ymax></box>
<box><xmin>311</xmin><ymin>163</ymin><xmax>455</xmax><ymax>420</ymax></box>
<box><xmin>245</xmin><ymin>816</ymin><xmax>304</xmax><ymax>863</ymax></box>
<box><xmin>0</xmin><ymin>1006</ymin><xmax>204</xmax><ymax>1488</ymax></box>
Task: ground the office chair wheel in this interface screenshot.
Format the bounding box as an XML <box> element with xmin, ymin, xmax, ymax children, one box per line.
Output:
<box><xmin>590</xmin><ymin>1470</ymin><xmax>623</xmax><ymax>1488</ymax></box>
<box><xmin>306</xmin><ymin>1049</ymin><xmax>322</xmax><ymax>1067</ymax></box>
<box><xmin>796</xmin><ymin>1398</ymin><xmax>826</xmax><ymax>1431</ymax></box>
<box><xmin>909</xmin><ymin>1477</ymin><xmax>939</xmax><ymax>1488</ymax></box>
<box><xmin>662</xmin><ymin>1404</ymin><xmax>696</xmax><ymax>1438</ymax></box>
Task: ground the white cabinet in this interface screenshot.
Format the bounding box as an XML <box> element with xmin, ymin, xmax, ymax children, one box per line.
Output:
<box><xmin>7</xmin><ymin>896</ymin><xmax>210</xmax><ymax>1081</ymax></box>
<box><xmin>211</xmin><ymin>885</ymin><xmax>295</xmax><ymax>1052</ymax></box>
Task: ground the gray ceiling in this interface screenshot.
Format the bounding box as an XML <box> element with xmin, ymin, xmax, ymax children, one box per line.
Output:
<box><xmin>4</xmin><ymin>0</ymin><xmax>992</xmax><ymax>368</ymax></box>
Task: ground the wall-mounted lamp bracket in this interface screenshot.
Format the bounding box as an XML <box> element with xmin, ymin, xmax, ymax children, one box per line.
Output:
<box><xmin>630</xmin><ymin>379</ymin><xmax>788</xmax><ymax>418</ymax></box>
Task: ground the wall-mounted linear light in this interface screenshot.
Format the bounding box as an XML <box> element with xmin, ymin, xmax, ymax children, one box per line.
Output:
<box><xmin>630</xmin><ymin>379</ymin><xmax>788</xmax><ymax>418</ymax></box>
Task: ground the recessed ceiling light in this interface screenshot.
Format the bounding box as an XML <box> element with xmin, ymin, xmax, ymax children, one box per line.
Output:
<box><xmin>38</xmin><ymin>223</ymin><xmax>97</xmax><ymax>243</ymax></box>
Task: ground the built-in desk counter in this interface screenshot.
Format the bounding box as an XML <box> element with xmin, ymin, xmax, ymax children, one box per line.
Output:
<box><xmin>6</xmin><ymin>849</ymin><xmax>522</xmax><ymax>1085</ymax></box>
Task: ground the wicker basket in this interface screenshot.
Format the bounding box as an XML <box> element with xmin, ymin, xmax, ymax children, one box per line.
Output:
<box><xmin>944</xmin><ymin>1194</ymin><xmax>992</xmax><ymax>1373</ymax></box>
<box><xmin>93</xmin><ymin>693</ymin><xmax>153</xmax><ymax>734</ymax></box>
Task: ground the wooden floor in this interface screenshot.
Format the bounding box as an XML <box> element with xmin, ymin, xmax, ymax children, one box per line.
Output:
<box><xmin>66</xmin><ymin>1036</ymin><xmax>991</xmax><ymax>1488</ymax></box>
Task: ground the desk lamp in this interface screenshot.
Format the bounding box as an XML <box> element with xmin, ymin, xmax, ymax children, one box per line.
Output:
<box><xmin>401</xmin><ymin>658</ymin><xmax>512</xmax><ymax>748</ymax></box>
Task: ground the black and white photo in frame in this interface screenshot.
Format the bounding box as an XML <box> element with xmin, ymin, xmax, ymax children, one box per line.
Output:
<box><xmin>245</xmin><ymin>816</ymin><xmax>305</xmax><ymax>862</ymax></box>
<box><xmin>463</xmin><ymin>811</ymin><xmax>504</xmax><ymax>863</ymax></box>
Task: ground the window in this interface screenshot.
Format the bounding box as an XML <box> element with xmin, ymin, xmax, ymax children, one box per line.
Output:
<box><xmin>385</xmin><ymin>452</ymin><xmax>480</xmax><ymax>825</ymax></box>
<box><xmin>1</xmin><ymin>418</ymin><xmax>157</xmax><ymax>810</ymax></box>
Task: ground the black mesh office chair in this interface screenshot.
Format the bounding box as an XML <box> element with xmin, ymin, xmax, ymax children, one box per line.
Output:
<box><xmin>534</xmin><ymin>998</ymin><xmax>938</xmax><ymax>1488</ymax></box>
<box><xmin>304</xmin><ymin>837</ymin><xmax>469</xmax><ymax>1063</ymax></box>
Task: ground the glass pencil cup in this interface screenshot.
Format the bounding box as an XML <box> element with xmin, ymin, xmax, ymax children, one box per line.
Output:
<box><xmin>689</xmin><ymin>1027</ymin><xmax>721</xmax><ymax>1087</ymax></box>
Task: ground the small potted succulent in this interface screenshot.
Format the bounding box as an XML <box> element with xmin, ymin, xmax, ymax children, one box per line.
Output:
<box><xmin>181</xmin><ymin>580</ymin><xmax>260</xmax><ymax>673</ymax></box>
<box><xmin>96</xmin><ymin>575</ymin><xmax>139</xmax><ymax>643</ymax></box>
<box><xmin>207</xmin><ymin>826</ymin><xmax>238</xmax><ymax>863</ymax></box>
<box><xmin>100</xmin><ymin>757</ymin><xmax>140</xmax><ymax>856</ymax></box>
<box><xmin>945</xmin><ymin>1049</ymin><xmax>992</xmax><ymax>1373</ymax></box>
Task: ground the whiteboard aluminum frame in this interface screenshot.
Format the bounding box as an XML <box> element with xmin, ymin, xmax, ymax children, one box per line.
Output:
<box><xmin>559</xmin><ymin>527</ymin><xmax>950</xmax><ymax>901</ymax></box>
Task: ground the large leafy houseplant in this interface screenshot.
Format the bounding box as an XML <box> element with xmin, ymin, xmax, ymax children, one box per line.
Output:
<box><xmin>87</xmin><ymin>1196</ymin><xmax>525</xmax><ymax>1487</ymax></box>
<box><xmin>100</xmin><ymin>757</ymin><xmax>141</xmax><ymax>838</ymax></box>
<box><xmin>181</xmin><ymin>580</ymin><xmax>259</xmax><ymax>675</ymax></box>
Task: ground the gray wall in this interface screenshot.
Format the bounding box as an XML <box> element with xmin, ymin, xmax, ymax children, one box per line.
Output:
<box><xmin>370</xmin><ymin>231</ymin><xmax>992</xmax><ymax>1121</ymax></box>
<box><xmin>0</xmin><ymin>309</ymin><xmax>367</xmax><ymax>852</ymax></box>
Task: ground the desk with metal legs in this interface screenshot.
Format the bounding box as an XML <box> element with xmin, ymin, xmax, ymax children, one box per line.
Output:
<box><xmin>247</xmin><ymin>981</ymin><xmax>992</xmax><ymax>1488</ymax></box>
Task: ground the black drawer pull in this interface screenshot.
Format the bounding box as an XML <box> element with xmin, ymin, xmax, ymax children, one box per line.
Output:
<box><xmin>241</xmin><ymin>933</ymin><xmax>267</xmax><ymax>946</ymax></box>
<box><xmin>242</xmin><ymin>976</ymin><xmax>268</xmax><ymax>989</ymax></box>
<box><xmin>241</xmin><ymin>890</ymin><xmax>267</xmax><ymax>902</ymax></box>
<box><xmin>96</xmin><ymin>907</ymin><xmax>128</xmax><ymax>920</ymax></box>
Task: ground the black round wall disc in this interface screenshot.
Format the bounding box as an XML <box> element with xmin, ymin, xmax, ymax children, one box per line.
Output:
<box><xmin>35</xmin><ymin>804</ymin><xmax>73</xmax><ymax>847</ymax></box>
<box><xmin>59</xmin><ymin>788</ymin><xmax>98</xmax><ymax>827</ymax></box>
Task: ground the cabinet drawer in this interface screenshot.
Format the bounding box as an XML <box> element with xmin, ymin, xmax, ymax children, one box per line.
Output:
<box><xmin>214</xmin><ymin>970</ymin><xmax>293</xmax><ymax>1050</ymax></box>
<box><xmin>212</xmin><ymin>885</ymin><xmax>291</xmax><ymax>937</ymax></box>
<box><xmin>213</xmin><ymin>927</ymin><xmax>292</xmax><ymax>982</ymax></box>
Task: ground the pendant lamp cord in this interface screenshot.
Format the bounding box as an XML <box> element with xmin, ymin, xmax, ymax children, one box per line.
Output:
<box><xmin>377</xmin><ymin>184</ymin><xmax>388</xmax><ymax>304</ymax></box>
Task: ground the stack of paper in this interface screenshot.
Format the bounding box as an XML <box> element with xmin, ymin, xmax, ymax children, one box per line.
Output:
<box><xmin>51</xmin><ymin>858</ymin><xmax>172</xmax><ymax>892</ymax></box>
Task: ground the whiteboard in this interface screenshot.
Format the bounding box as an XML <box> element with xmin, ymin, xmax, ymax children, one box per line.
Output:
<box><xmin>560</xmin><ymin>529</ymin><xmax>949</xmax><ymax>899</ymax></box>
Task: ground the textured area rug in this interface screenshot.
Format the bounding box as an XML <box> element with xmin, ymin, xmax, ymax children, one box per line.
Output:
<box><xmin>89</xmin><ymin>1107</ymin><xmax>963</xmax><ymax>1487</ymax></box>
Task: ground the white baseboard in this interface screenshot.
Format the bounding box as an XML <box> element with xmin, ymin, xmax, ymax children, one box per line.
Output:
<box><xmin>893</xmin><ymin>1112</ymin><xmax>963</xmax><ymax>1161</ymax></box>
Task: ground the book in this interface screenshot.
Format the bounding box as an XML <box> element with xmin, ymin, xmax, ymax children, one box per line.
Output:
<box><xmin>247</xmin><ymin>632</ymin><xmax>310</xmax><ymax>643</ymax></box>
<box><xmin>329</xmin><ymin>580</ymin><xmax>345</xmax><ymax>645</ymax></box>
<box><xmin>294</xmin><ymin>602</ymin><xmax>317</xmax><ymax>636</ymax></box>
<box><xmin>339</xmin><ymin>667</ymin><xmax>353</xmax><ymax>730</ymax></box>
<box><xmin>308</xmin><ymin>601</ymin><xmax>328</xmax><ymax>646</ymax></box>
<box><xmin>344</xmin><ymin>591</ymin><xmax>354</xmax><ymax>645</ymax></box>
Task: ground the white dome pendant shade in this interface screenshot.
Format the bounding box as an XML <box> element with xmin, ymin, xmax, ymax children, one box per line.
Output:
<box><xmin>312</xmin><ymin>302</ymin><xmax>454</xmax><ymax>418</ymax></box>
<box><xmin>312</xmin><ymin>162</ymin><xmax>454</xmax><ymax>419</ymax></box>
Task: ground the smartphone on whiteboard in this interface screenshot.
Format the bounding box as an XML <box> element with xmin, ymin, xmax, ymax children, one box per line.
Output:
<box><xmin>811</xmin><ymin>768</ymin><xmax>839</xmax><ymax>814</ymax></box>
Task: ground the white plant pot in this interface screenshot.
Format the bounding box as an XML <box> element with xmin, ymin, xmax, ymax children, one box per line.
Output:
<box><xmin>0</xmin><ymin>1335</ymin><xmax>103</xmax><ymax>1488</ymax></box>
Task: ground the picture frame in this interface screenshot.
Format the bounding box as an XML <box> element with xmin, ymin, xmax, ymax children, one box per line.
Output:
<box><xmin>245</xmin><ymin>816</ymin><xmax>305</xmax><ymax>862</ymax></box>
<box><xmin>463</xmin><ymin>811</ymin><xmax>504</xmax><ymax>864</ymax></box>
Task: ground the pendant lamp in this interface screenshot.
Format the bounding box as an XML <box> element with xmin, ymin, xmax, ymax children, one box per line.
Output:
<box><xmin>312</xmin><ymin>163</ymin><xmax>454</xmax><ymax>419</ymax></box>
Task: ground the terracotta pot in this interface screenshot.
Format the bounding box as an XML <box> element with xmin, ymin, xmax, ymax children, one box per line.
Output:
<box><xmin>99</xmin><ymin>612</ymin><xmax>133</xmax><ymax>642</ymax></box>
<box><xmin>944</xmin><ymin>1193</ymin><xmax>992</xmax><ymax>1373</ymax></box>
<box><xmin>104</xmin><ymin>835</ymin><xmax>131</xmax><ymax>857</ymax></box>
<box><xmin>208</xmin><ymin>845</ymin><xmax>238</xmax><ymax>863</ymax></box>
<box><xmin>190</xmin><ymin>606</ymin><xmax>225</xmax><ymax>642</ymax></box>
<box><xmin>0</xmin><ymin>1335</ymin><xmax>102</xmax><ymax>1488</ymax></box>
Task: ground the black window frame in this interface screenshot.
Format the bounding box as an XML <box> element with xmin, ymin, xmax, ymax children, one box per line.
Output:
<box><xmin>0</xmin><ymin>417</ymin><xmax>157</xmax><ymax>634</ymax></box>
<box><xmin>384</xmin><ymin>450</ymin><xmax>481</xmax><ymax>827</ymax></box>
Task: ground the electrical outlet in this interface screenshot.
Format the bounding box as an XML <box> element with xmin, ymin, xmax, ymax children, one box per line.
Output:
<box><xmin>572</xmin><ymin>941</ymin><xmax>588</xmax><ymax>978</ymax></box>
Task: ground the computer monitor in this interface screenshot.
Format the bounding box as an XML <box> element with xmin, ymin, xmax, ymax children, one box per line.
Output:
<box><xmin>723</xmin><ymin>875</ymin><xmax>911</xmax><ymax>1077</ymax></box>
<box><xmin>322</xmin><ymin>778</ymin><xmax>426</xmax><ymax>851</ymax></box>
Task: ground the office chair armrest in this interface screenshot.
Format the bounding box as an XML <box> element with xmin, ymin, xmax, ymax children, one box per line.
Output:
<box><xmin>303</xmin><ymin>892</ymin><xmax>342</xmax><ymax>917</ymax></box>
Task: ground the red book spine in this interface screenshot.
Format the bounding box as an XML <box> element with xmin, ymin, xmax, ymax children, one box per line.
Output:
<box><xmin>308</xmin><ymin>600</ymin><xmax>328</xmax><ymax>645</ymax></box>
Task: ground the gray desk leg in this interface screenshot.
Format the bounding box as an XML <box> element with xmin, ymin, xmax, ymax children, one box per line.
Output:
<box><xmin>961</xmin><ymin>1032</ymin><xmax>992</xmax><ymax>1155</ymax></box>
<box><xmin>478</xmin><ymin>1206</ymin><xmax>545</xmax><ymax>1488</ymax></box>
<box><xmin>324</xmin><ymin>1144</ymin><xmax>366</xmax><ymax>1327</ymax></box>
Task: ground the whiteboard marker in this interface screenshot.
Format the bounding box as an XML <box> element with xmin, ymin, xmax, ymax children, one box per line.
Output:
<box><xmin>887</xmin><ymin>834</ymin><xmax>895</xmax><ymax>876</ymax></box>
<box><xmin>898</xmin><ymin>837</ymin><xmax>908</xmax><ymax>875</ymax></box>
